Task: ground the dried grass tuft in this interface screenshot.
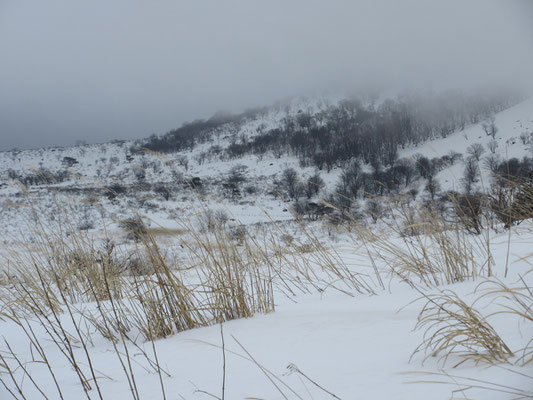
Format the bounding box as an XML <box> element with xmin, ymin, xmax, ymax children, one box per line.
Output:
<box><xmin>412</xmin><ymin>289</ymin><xmax>513</xmax><ymax>367</ymax></box>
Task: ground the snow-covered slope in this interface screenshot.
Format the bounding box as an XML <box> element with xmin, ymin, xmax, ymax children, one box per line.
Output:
<box><xmin>401</xmin><ymin>97</ymin><xmax>533</xmax><ymax>191</ymax></box>
<box><xmin>0</xmin><ymin>96</ymin><xmax>346</xmax><ymax>239</ymax></box>
<box><xmin>0</xmin><ymin>94</ymin><xmax>532</xmax><ymax>241</ymax></box>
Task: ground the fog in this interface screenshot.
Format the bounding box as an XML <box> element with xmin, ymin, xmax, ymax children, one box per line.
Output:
<box><xmin>0</xmin><ymin>0</ymin><xmax>532</xmax><ymax>150</ymax></box>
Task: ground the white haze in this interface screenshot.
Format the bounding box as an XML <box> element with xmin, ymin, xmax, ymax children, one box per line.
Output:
<box><xmin>0</xmin><ymin>0</ymin><xmax>532</xmax><ymax>150</ymax></box>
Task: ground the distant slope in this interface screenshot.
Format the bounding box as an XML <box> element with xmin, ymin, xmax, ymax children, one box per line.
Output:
<box><xmin>401</xmin><ymin>97</ymin><xmax>533</xmax><ymax>191</ymax></box>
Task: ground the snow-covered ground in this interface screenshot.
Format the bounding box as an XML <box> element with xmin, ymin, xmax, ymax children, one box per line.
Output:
<box><xmin>1</xmin><ymin>220</ymin><xmax>532</xmax><ymax>399</ymax></box>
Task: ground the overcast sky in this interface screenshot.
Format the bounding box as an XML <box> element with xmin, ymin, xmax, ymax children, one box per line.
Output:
<box><xmin>0</xmin><ymin>0</ymin><xmax>532</xmax><ymax>151</ymax></box>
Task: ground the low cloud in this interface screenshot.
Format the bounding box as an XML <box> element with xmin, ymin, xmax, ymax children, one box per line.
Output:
<box><xmin>0</xmin><ymin>0</ymin><xmax>532</xmax><ymax>150</ymax></box>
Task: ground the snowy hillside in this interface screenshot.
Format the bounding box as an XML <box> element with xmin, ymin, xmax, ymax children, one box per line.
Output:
<box><xmin>0</xmin><ymin>91</ymin><xmax>531</xmax><ymax>240</ymax></box>
<box><xmin>401</xmin><ymin>96</ymin><xmax>533</xmax><ymax>192</ymax></box>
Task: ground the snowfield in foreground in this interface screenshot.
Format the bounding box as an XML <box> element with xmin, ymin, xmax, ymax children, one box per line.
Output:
<box><xmin>1</xmin><ymin>221</ymin><xmax>532</xmax><ymax>399</ymax></box>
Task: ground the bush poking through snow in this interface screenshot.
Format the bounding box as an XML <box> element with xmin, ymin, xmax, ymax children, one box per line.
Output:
<box><xmin>120</xmin><ymin>216</ymin><xmax>148</xmax><ymax>241</ymax></box>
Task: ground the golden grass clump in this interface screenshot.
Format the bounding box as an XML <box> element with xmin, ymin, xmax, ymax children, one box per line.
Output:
<box><xmin>1</xmin><ymin>207</ymin><xmax>277</xmax><ymax>343</ymax></box>
<box><xmin>182</xmin><ymin>222</ymin><xmax>275</xmax><ymax>321</ymax></box>
<box><xmin>352</xmin><ymin>203</ymin><xmax>484</xmax><ymax>288</ymax></box>
<box><xmin>477</xmin><ymin>276</ymin><xmax>533</xmax><ymax>365</ymax></box>
<box><xmin>412</xmin><ymin>289</ymin><xmax>513</xmax><ymax>367</ymax></box>
<box><xmin>0</xmin><ymin>210</ymin><xmax>277</xmax><ymax>398</ymax></box>
<box><xmin>1</xmin><ymin>232</ymin><xmax>126</xmax><ymax>319</ymax></box>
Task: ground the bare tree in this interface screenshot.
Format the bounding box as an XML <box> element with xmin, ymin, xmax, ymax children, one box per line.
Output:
<box><xmin>425</xmin><ymin>177</ymin><xmax>441</xmax><ymax>201</ymax></box>
<box><xmin>282</xmin><ymin>168</ymin><xmax>300</xmax><ymax>199</ymax></box>
<box><xmin>483</xmin><ymin>154</ymin><xmax>501</xmax><ymax>174</ymax></box>
<box><xmin>305</xmin><ymin>171</ymin><xmax>325</xmax><ymax>199</ymax></box>
<box><xmin>482</xmin><ymin>115</ymin><xmax>498</xmax><ymax>139</ymax></box>
<box><xmin>466</xmin><ymin>143</ymin><xmax>485</xmax><ymax>162</ymax></box>
<box><xmin>462</xmin><ymin>158</ymin><xmax>479</xmax><ymax>193</ymax></box>
<box><xmin>487</xmin><ymin>139</ymin><xmax>498</xmax><ymax>154</ymax></box>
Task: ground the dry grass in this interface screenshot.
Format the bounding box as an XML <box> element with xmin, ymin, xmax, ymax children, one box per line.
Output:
<box><xmin>180</xmin><ymin>217</ymin><xmax>275</xmax><ymax>322</ymax></box>
<box><xmin>1</xmin><ymin>175</ymin><xmax>532</xmax><ymax>398</ymax></box>
<box><xmin>403</xmin><ymin>367</ymin><xmax>533</xmax><ymax>399</ymax></box>
<box><xmin>258</xmin><ymin>220</ymin><xmax>376</xmax><ymax>296</ymax></box>
<box><xmin>412</xmin><ymin>289</ymin><xmax>513</xmax><ymax>367</ymax></box>
<box><xmin>0</xmin><ymin>203</ymin><xmax>277</xmax><ymax>398</ymax></box>
<box><xmin>0</xmin><ymin>197</ymin><xmax>377</xmax><ymax>398</ymax></box>
<box><xmin>145</xmin><ymin>227</ymin><xmax>187</xmax><ymax>237</ymax></box>
<box><xmin>337</xmin><ymin>199</ymin><xmax>487</xmax><ymax>288</ymax></box>
<box><xmin>477</xmin><ymin>275</ymin><xmax>533</xmax><ymax>366</ymax></box>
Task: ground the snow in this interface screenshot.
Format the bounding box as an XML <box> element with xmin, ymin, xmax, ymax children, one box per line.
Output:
<box><xmin>400</xmin><ymin>97</ymin><xmax>533</xmax><ymax>192</ymax></box>
<box><xmin>1</xmin><ymin>219</ymin><xmax>532</xmax><ymax>399</ymax></box>
<box><xmin>1</xmin><ymin>95</ymin><xmax>533</xmax><ymax>399</ymax></box>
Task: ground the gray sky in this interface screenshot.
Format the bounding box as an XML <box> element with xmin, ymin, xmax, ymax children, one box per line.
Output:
<box><xmin>1</xmin><ymin>0</ymin><xmax>532</xmax><ymax>150</ymax></box>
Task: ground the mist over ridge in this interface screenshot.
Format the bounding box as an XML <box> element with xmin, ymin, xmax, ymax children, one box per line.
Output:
<box><xmin>0</xmin><ymin>0</ymin><xmax>532</xmax><ymax>150</ymax></box>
